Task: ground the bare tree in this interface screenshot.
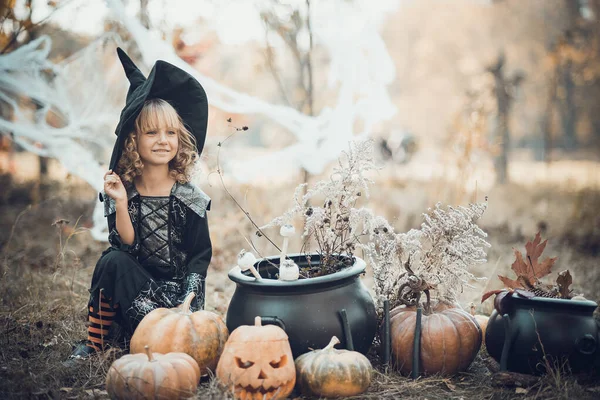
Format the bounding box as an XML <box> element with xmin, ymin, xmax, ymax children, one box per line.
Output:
<box><xmin>139</xmin><ymin>0</ymin><xmax>150</xmax><ymax>29</ymax></box>
<box><xmin>261</xmin><ymin>1</ymin><xmax>314</xmax><ymax>113</ymax></box>
<box><xmin>260</xmin><ymin>0</ymin><xmax>315</xmax><ymax>189</ymax></box>
<box><xmin>556</xmin><ymin>31</ymin><xmax>579</xmax><ymax>150</ymax></box>
<box><xmin>543</xmin><ymin>0</ymin><xmax>600</xmax><ymax>152</ymax></box>
<box><xmin>0</xmin><ymin>0</ymin><xmax>67</xmax><ymax>54</ymax></box>
<box><xmin>0</xmin><ymin>0</ymin><xmax>65</xmax><ymax>200</ymax></box>
<box><xmin>487</xmin><ymin>52</ymin><xmax>524</xmax><ymax>184</ymax></box>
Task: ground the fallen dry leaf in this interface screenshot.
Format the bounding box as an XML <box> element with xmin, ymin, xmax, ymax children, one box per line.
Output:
<box><xmin>42</xmin><ymin>336</ymin><xmax>58</xmax><ymax>347</ymax></box>
<box><xmin>85</xmin><ymin>389</ymin><xmax>108</xmax><ymax>396</ymax></box>
<box><xmin>524</xmin><ymin>232</ymin><xmax>556</xmax><ymax>283</ymax></box>
<box><xmin>499</xmin><ymin>250</ymin><xmax>530</xmax><ymax>289</ymax></box>
<box><xmin>498</xmin><ymin>232</ymin><xmax>557</xmax><ymax>289</ymax></box>
<box><xmin>481</xmin><ymin>289</ymin><xmax>505</xmax><ymax>303</ymax></box>
<box><xmin>556</xmin><ymin>270</ymin><xmax>573</xmax><ymax>299</ymax></box>
<box><xmin>443</xmin><ymin>379</ymin><xmax>457</xmax><ymax>392</ymax></box>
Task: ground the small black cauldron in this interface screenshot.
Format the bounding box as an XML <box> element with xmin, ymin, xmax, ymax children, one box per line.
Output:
<box><xmin>486</xmin><ymin>293</ymin><xmax>600</xmax><ymax>375</ymax></box>
<box><xmin>225</xmin><ymin>254</ymin><xmax>377</xmax><ymax>358</ymax></box>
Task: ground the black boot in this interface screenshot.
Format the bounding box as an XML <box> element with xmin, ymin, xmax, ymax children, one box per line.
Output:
<box><xmin>62</xmin><ymin>341</ymin><xmax>99</xmax><ymax>367</ymax></box>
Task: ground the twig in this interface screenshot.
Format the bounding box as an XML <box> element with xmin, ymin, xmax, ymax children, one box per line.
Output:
<box><xmin>2</xmin><ymin>204</ymin><xmax>32</xmax><ymax>272</ymax></box>
<box><xmin>262</xmin><ymin>42</ymin><xmax>292</xmax><ymax>106</ymax></box>
<box><xmin>213</xmin><ymin>122</ymin><xmax>281</xmax><ymax>253</ymax></box>
<box><xmin>491</xmin><ymin>371</ymin><xmax>539</xmax><ymax>387</ymax></box>
<box><xmin>0</xmin><ymin>0</ymin><xmax>76</xmax><ymax>54</ymax></box>
<box><xmin>305</xmin><ymin>0</ymin><xmax>314</xmax><ymax>116</ymax></box>
<box><xmin>530</xmin><ymin>310</ymin><xmax>568</xmax><ymax>387</ymax></box>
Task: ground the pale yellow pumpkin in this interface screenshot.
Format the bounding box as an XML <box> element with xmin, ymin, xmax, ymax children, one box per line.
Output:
<box><xmin>216</xmin><ymin>316</ymin><xmax>296</xmax><ymax>400</ymax></box>
<box><xmin>106</xmin><ymin>346</ymin><xmax>200</xmax><ymax>400</ymax></box>
<box><xmin>130</xmin><ymin>292</ymin><xmax>229</xmax><ymax>375</ymax></box>
<box><xmin>295</xmin><ymin>336</ymin><xmax>372</xmax><ymax>398</ymax></box>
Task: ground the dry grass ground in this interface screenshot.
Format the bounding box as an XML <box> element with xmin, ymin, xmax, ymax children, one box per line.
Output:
<box><xmin>1</xmin><ymin>160</ymin><xmax>599</xmax><ymax>399</ymax></box>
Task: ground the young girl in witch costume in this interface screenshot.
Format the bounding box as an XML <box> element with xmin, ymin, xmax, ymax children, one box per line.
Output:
<box><xmin>67</xmin><ymin>48</ymin><xmax>212</xmax><ymax>361</ymax></box>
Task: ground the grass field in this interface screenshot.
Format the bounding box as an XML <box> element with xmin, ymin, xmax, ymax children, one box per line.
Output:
<box><xmin>1</xmin><ymin>153</ymin><xmax>599</xmax><ymax>399</ymax></box>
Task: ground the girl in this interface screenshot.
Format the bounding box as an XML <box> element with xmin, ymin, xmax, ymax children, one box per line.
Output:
<box><xmin>67</xmin><ymin>48</ymin><xmax>211</xmax><ymax>361</ymax></box>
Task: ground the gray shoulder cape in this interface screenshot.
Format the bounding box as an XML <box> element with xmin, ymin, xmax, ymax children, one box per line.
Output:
<box><xmin>101</xmin><ymin>182</ymin><xmax>211</xmax><ymax>218</ymax></box>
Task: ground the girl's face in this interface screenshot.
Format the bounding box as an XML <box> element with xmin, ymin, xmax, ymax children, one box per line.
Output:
<box><xmin>134</xmin><ymin>100</ymin><xmax>183</xmax><ymax>167</ymax></box>
<box><xmin>136</xmin><ymin>126</ymin><xmax>179</xmax><ymax>166</ymax></box>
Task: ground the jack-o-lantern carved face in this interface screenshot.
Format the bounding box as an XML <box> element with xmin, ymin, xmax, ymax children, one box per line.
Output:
<box><xmin>216</xmin><ymin>317</ymin><xmax>296</xmax><ymax>400</ymax></box>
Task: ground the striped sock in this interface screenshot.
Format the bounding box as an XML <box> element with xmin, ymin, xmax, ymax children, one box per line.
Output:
<box><xmin>86</xmin><ymin>292</ymin><xmax>118</xmax><ymax>351</ymax></box>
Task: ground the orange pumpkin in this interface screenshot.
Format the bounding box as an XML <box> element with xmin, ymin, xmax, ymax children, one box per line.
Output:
<box><xmin>470</xmin><ymin>304</ymin><xmax>489</xmax><ymax>343</ymax></box>
<box><xmin>106</xmin><ymin>345</ymin><xmax>200</xmax><ymax>400</ymax></box>
<box><xmin>390</xmin><ymin>302</ymin><xmax>482</xmax><ymax>375</ymax></box>
<box><xmin>130</xmin><ymin>292</ymin><xmax>229</xmax><ymax>375</ymax></box>
<box><xmin>295</xmin><ymin>336</ymin><xmax>372</xmax><ymax>398</ymax></box>
<box><xmin>216</xmin><ymin>316</ymin><xmax>295</xmax><ymax>400</ymax></box>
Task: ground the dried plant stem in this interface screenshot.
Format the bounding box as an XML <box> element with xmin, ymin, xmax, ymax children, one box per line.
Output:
<box><xmin>213</xmin><ymin>128</ymin><xmax>280</xmax><ymax>253</ymax></box>
<box><xmin>3</xmin><ymin>204</ymin><xmax>32</xmax><ymax>272</ymax></box>
<box><xmin>530</xmin><ymin>310</ymin><xmax>568</xmax><ymax>388</ymax></box>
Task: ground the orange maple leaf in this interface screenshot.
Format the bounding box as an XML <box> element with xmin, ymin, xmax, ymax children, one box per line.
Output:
<box><xmin>497</xmin><ymin>232</ymin><xmax>557</xmax><ymax>289</ymax></box>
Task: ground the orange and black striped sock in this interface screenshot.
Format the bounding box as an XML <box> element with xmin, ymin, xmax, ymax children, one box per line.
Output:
<box><xmin>86</xmin><ymin>292</ymin><xmax>118</xmax><ymax>351</ymax></box>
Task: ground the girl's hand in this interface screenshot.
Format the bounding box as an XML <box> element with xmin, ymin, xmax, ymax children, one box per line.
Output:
<box><xmin>103</xmin><ymin>170</ymin><xmax>127</xmax><ymax>204</ymax></box>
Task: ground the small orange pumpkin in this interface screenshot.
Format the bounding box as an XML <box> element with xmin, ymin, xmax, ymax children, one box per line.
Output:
<box><xmin>295</xmin><ymin>336</ymin><xmax>372</xmax><ymax>398</ymax></box>
<box><xmin>106</xmin><ymin>345</ymin><xmax>200</xmax><ymax>400</ymax></box>
<box><xmin>216</xmin><ymin>316</ymin><xmax>296</xmax><ymax>400</ymax></box>
<box><xmin>390</xmin><ymin>302</ymin><xmax>482</xmax><ymax>375</ymax></box>
<box><xmin>470</xmin><ymin>304</ymin><xmax>489</xmax><ymax>343</ymax></box>
<box><xmin>130</xmin><ymin>292</ymin><xmax>229</xmax><ymax>375</ymax></box>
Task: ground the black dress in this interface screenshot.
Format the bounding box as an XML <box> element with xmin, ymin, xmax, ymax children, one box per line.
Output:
<box><xmin>89</xmin><ymin>182</ymin><xmax>212</xmax><ymax>334</ymax></box>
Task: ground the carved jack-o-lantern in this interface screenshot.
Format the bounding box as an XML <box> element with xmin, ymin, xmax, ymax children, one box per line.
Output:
<box><xmin>216</xmin><ymin>316</ymin><xmax>296</xmax><ymax>400</ymax></box>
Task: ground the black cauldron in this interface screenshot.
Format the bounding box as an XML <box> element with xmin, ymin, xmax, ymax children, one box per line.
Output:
<box><xmin>225</xmin><ymin>254</ymin><xmax>377</xmax><ymax>358</ymax></box>
<box><xmin>486</xmin><ymin>293</ymin><xmax>600</xmax><ymax>375</ymax></box>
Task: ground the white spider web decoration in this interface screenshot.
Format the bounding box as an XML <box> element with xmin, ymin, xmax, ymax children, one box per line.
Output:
<box><xmin>0</xmin><ymin>33</ymin><xmax>128</xmax><ymax>240</ymax></box>
<box><xmin>1</xmin><ymin>0</ymin><xmax>400</xmax><ymax>241</ymax></box>
<box><xmin>106</xmin><ymin>0</ymin><xmax>399</xmax><ymax>181</ymax></box>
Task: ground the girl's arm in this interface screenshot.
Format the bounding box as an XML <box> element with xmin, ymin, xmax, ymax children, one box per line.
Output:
<box><xmin>114</xmin><ymin>199</ymin><xmax>135</xmax><ymax>245</ymax></box>
<box><xmin>104</xmin><ymin>170</ymin><xmax>136</xmax><ymax>248</ymax></box>
<box><xmin>185</xmin><ymin>214</ymin><xmax>212</xmax><ymax>276</ymax></box>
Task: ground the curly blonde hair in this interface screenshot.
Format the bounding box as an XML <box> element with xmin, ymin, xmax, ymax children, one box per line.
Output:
<box><xmin>117</xmin><ymin>99</ymin><xmax>198</xmax><ymax>185</ymax></box>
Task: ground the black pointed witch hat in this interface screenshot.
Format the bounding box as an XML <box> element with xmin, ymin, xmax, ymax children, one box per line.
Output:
<box><xmin>108</xmin><ymin>48</ymin><xmax>208</xmax><ymax>171</ymax></box>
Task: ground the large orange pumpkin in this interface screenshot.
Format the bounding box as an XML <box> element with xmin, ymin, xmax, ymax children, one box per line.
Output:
<box><xmin>295</xmin><ymin>336</ymin><xmax>372</xmax><ymax>398</ymax></box>
<box><xmin>106</xmin><ymin>345</ymin><xmax>200</xmax><ymax>400</ymax></box>
<box><xmin>216</xmin><ymin>316</ymin><xmax>296</xmax><ymax>400</ymax></box>
<box><xmin>130</xmin><ymin>292</ymin><xmax>229</xmax><ymax>375</ymax></box>
<box><xmin>390</xmin><ymin>302</ymin><xmax>482</xmax><ymax>375</ymax></box>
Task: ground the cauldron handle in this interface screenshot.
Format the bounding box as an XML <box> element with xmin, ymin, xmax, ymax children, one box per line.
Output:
<box><xmin>382</xmin><ymin>299</ymin><xmax>391</xmax><ymax>368</ymax></box>
<box><xmin>260</xmin><ymin>316</ymin><xmax>286</xmax><ymax>331</ymax></box>
<box><xmin>411</xmin><ymin>306</ymin><xmax>423</xmax><ymax>380</ymax></box>
<box><xmin>499</xmin><ymin>313</ymin><xmax>518</xmax><ymax>371</ymax></box>
<box><xmin>575</xmin><ymin>334</ymin><xmax>597</xmax><ymax>355</ymax></box>
<box><xmin>338</xmin><ymin>309</ymin><xmax>354</xmax><ymax>351</ymax></box>
<box><xmin>596</xmin><ymin>320</ymin><xmax>600</xmax><ymax>368</ymax></box>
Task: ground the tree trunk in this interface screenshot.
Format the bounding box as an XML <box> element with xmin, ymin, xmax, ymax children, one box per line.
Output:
<box><xmin>139</xmin><ymin>0</ymin><xmax>150</xmax><ymax>29</ymax></box>
<box><xmin>540</xmin><ymin>55</ymin><xmax>559</xmax><ymax>162</ymax></box>
<box><xmin>490</xmin><ymin>55</ymin><xmax>511</xmax><ymax>185</ymax></box>
<box><xmin>558</xmin><ymin>60</ymin><xmax>578</xmax><ymax>150</ymax></box>
<box><xmin>494</xmin><ymin>112</ymin><xmax>509</xmax><ymax>185</ymax></box>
